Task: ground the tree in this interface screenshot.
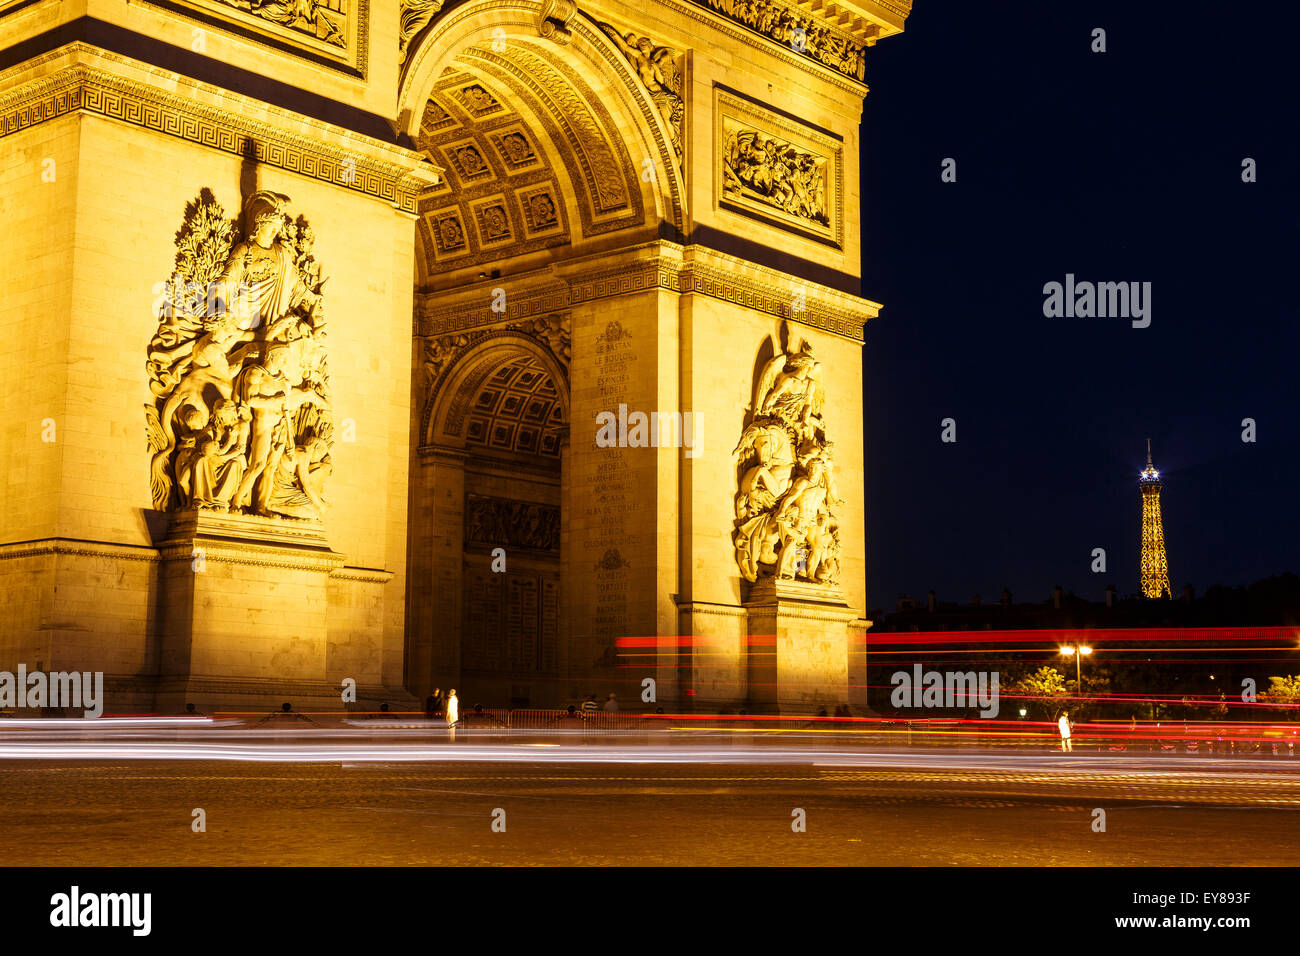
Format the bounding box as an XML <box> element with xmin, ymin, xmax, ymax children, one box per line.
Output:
<box><xmin>1008</xmin><ymin>666</ymin><xmax>1069</xmax><ymax>720</ymax></box>
<box><xmin>1260</xmin><ymin>676</ymin><xmax>1300</xmax><ymax>718</ymax></box>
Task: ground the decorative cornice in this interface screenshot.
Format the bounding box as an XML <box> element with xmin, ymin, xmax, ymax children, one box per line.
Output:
<box><xmin>418</xmin><ymin>277</ymin><xmax>571</xmax><ymax>336</ymax></box>
<box><xmin>658</xmin><ymin>0</ymin><xmax>865</xmax><ymax>94</ymax></box>
<box><xmin>745</xmin><ymin>603</ymin><xmax>861</xmax><ymax>622</ymax></box>
<box><xmin>676</xmin><ymin>601</ymin><xmax>750</xmax><ymax>618</ymax></box>
<box><xmin>158</xmin><ymin>539</ymin><xmax>347</xmax><ymax>572</ymax></box>
<box><xmin>156</xmin><ymin>509</ymin><xmax>348</xmax><ymax>572</ymax></box>
<box><xmin>689</xmin><ymin>0</ymin><xmax>867</xmax><ymax>82</ymax></box>
<box><xmin>416</xmin><ymin>242</ymin><xmax>876</xmax><ymax>341</ymax></box>
<box><xmin>0</xmin><ymin>48</ymin><xmax>438</xmax><ymax>214</ymax></box>
<box><xmin>0</xmin><ymin>538</ymin><xmax>161</xmax><ymax>564</ymax></box>
<box><xmin>331</xmin><ymin>566</ymin><xmax>396</xmax><ymax>583</ymax></box>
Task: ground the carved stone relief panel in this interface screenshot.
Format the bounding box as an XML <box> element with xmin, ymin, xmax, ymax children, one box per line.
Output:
<box><xmin>689</xmin><ymin>0</ymin><xmax>867</xmax><ymax>82</ymax></box>
<box><xmin>733</xmin><ymin>333</ymin><xmax>841</xmax><ymax>586</ymax></box>
<box><xmin>399</xmin><ymin>0</ymin><xmax>444</xmax><ymax>63</ymax></box>
<box><xmin>597</xmin><ymin>21</ymin><xmax>686</xmax><ymax>174</ymax></box>
<box><xmin>144</xmin><ymin>0</ymin><xmax>369</xmax><ymax>75</ymax></box>
<box><xmin>145</xmin><ymin>189</ymin><xmax>334</xmax><ymax>522</ymax></box>
<box><xmin>715</xmin><ymin>87</ymin><xmax>843</xmax><ymax>247</ymax></box>
<box><xmin>466</xmin><ymin>495</ymin><xmax>561</xmax><ymax>551</ymax></box>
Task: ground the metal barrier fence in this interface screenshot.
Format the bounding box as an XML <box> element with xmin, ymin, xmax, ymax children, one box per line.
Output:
<box><xmin>446</xmin><ymin>709</ymin><xmax>651</xmax><ymax>731</ymax></box>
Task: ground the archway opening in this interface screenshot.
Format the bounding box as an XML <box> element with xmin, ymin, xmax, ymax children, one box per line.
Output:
<box><xmin>403</xmin><ymin>12</ymin><xmax>679</xmax><ymax>709</ymax></box>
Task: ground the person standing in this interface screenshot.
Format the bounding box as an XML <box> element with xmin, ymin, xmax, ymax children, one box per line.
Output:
<box><xmin>445</xmin><ymin>688</ymin><xmax>459</xmax><ymax>730</ymax></box>
<box><xmin>581</xmin><ymin>694</ymin><xmax>598</xmax><ymax>717</ymax></box>
<box><xmin>1058</xmin><ymin>711</ymin><xmax>1073</xmax><ymax>753</ymax></box>
<box><xmin>603</xmin><ymin>693</ymin><xmax>619</xmax><ymax>713</ymax></box>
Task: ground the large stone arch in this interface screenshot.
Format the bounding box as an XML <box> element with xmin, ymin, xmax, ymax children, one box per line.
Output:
<box><xmin>409</xmin><ymin>321</ymin><xmax>572</xmax><ymax>706</ymax></box>
<box><xmin>423</xmin><ymin>326</ymin><xmax>571</xmax><ymax>450</ymax></box>
<box><xmin>397</xmin><ymin>0</ymin><xmax>686</xmax><ymax>254</ymax></box>
<box><xmin>0</xmin><ymin>0</ymin><xmax>907</xmax><ymax>714</ymax></box>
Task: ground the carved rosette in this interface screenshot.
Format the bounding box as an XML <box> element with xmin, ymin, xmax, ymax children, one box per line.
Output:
<box><xmin>145</xmin><ymin>189</ymin><xmax>334</xmax><ymax>522</ymax></box>
<box><xmin>732</xmin><ymin>334</ymin><xmax>840</xmax><ymax>585</ymax></box>
<box><xmin>597</xmin><ymin>21</ymin><xmax>686</xmax><ymax>169</ymax></box>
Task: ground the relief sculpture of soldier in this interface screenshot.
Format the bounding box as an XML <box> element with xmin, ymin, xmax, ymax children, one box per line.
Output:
<box><xmin>732</xmin><ymin>337</ymin><xmax>840</xmax><ymax>585</ymax></box>
<box><xmin>146</xmin><ymin>189</ymin><xmax>334</xmax><ymax>520</ymax></box>
<box><xmin>239</xmin><ymin>0</ymin><xmax>345</xmax><ymax>47</ymax></box>
<box><xmin>723</xmin><ymin>128</ymin><xmax>829</xmax><ymax>226</ymax></box>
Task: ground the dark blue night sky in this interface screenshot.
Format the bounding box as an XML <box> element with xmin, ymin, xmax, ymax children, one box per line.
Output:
<box><xmin>858</xmin><ymin>1</ymin><xmax>1300</xmax><ymax>612</ymax></box>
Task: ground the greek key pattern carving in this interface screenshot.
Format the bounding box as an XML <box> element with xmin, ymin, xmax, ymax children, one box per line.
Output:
<box><xmin>0</xmin><ymin>64</ymin><xmax>429</xmax><ymax>213</ymax></box>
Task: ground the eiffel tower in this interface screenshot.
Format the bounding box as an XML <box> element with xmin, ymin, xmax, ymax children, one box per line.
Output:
<box><xmin>1138</xmin><ymin>438</ymin><xmax>1172</xmax><ymax>599</ymax></box>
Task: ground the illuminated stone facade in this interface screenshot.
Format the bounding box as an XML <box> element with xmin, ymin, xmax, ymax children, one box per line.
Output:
<box><xmin>0</xmin><ymin>0</ymin><xmax>909</xmax><ymax>713</ymax></box>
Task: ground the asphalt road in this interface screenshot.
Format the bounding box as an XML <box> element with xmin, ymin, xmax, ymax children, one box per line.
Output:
<box><xmin>2</xmin><ymin>746</ymin><xmax>1298</xmax><ymax>865</ymax></box>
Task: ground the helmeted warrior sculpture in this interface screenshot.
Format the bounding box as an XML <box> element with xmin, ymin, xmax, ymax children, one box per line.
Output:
<box><xmin>733</xmin><ymin>335</ymin><xmax>840</xmax><ymax>585</ymax></box>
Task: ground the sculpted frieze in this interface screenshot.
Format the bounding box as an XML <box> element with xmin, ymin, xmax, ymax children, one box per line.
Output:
<box><xmin>598</xmin><ymin>22</ymin><xmax>686</xmax><ymax>169</ymax></box>
<box><xmin>723</xmin><ymin>124</ymin><xmax>827</xmax><ymax>226</ymax></box>
<box><xmin>145</xmin><ymin>190</ymin><xmax>334</xmax><ymax>522</ymax></box>
<box><xmin>733</xmin><ymin>334</ymin><xmax>840</xmax><ymax>585</ymax></box>
<box><xmin>467</xmin><ymin>495</ymin><xmax>560</xmax><ymax>551</ymax></box>
<box><xmin>716</xmin><ymin>90</ymin><xmax>842</xmax><ymax>246</ymax></box>
<box><xmin>691</xmin><ymin>0</ymin><xmax>866</xmax><ymax>81</ymax></box>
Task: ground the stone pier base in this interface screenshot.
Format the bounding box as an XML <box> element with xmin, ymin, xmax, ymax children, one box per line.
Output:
<box><xmin>745</xmin><ymin>578</ymin><xmax>862</xmax><ymax>714</ymax></box>
<box><xmin>155</xmin><ymin>510</ymin><xmax>345</xmax><ymax>713</ymax></box>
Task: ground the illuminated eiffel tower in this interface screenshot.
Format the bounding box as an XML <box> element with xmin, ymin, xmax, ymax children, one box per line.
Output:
<box><xmin>1138</xmin><ymin>438</ymin><xmax>1172</xmax><ymax>599</ymax></box>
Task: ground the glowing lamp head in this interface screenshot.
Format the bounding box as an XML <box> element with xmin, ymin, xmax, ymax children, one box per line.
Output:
<box><xmin>1079</xmin><ymin>646</ymin><xmax>1093</xmax><ymax>656</ymax></box>
<box><xmin>1059</xmin><ymin>646</ymin><xmax>1075</xmax><ymax>657</ymax></box>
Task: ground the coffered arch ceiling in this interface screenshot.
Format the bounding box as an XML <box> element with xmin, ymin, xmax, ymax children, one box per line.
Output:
<box><xmin>402</xmin><ymin>6</ymin><xmax>686</xmax><ymax>288</ymax></box>
<box><xmin>414</xmin><ymin>49</ymin><xmax>645</xmax><ymax>285</ymax></box>
<box><xmin>427</xmin><ymin>337</ymin><xmax>568</xmax><ymax>461</ymax></box>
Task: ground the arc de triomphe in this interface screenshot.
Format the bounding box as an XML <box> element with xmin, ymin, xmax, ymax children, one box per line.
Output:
<box><xmin>0</xmin><ymin>0</ymin><xmax>909</xmax><ymax>713</ymax></box>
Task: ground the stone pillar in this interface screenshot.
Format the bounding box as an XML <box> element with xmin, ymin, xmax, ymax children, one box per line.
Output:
<box><xmin>155</xmin><ymin>510</ymin><xmax>344</xmax><ymax>712</ymax></box>
<box><xmin>744</xmin><ymin>579</ymin><xmax>856</xmax><ymax>714</ymax></box>
<box><xmin>563</xmin><ymin>278</ymin><xmax>680</xmax><ymax>706</ymax></box>
<box><xmin>407</xmin><ymin>445</ymin><xmax>467</xmax><ymax>702</ymax></box>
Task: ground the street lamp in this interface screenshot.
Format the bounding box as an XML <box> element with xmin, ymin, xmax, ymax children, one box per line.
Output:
<box><xmin>1059</xmin><ymin>644</ymin><xmax>1094</xmax><ymax>696</ymax></box>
